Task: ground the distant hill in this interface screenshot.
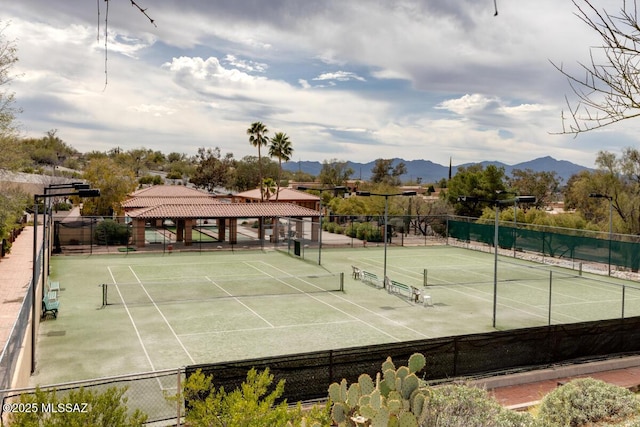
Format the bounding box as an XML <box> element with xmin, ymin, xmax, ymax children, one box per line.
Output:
<box><xmin>283</xmin><ymin>156</ymin><xmax>591</xmax><ymax>184</ymax></box>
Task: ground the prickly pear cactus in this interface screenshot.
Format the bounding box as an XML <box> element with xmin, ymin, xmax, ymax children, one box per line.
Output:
<box><xmin>347</xmin><ymin>383</ymin><xmax>361</xmax><ymax>408</ymax></box>
<box><xmin>370</xmin><ymin>407</ymin><xmax>390</xmax><ymax>427</ymax></box>
<box><xmin>328</xmin><ymin>353</ymin><xmax>430</xmax><ymax>427</ymax></box>
<box><xmin>382</xmin><ymin>356</ymin><xmax>396</xmax><ymax>372</ymax></box>
<box><xmin>328</xmin><ymin>382</ymin><xmax>342</xmax><ymax>403</ymax></box>
<box><xmin>398</xmin><ymin>411</ymin><xmax>419</xmax><ymax>427</ymax></box>
<box><xmin>396</xmin><ymin>366</ymin><xmax>410</xmax><ymax>380</ymax></box>
<box><xmin>400</xmin><ymin>373</ymin><xmax>419</xmax><ymax>399</ymax></box>
<box><xmin>408</xmin><ymin>353</ymin><xmax>426</xmax><ymax>374</ymax></box>
<box><xmin>383</xmin><ymin>368</ymin><xmax>397</xmax><ymax>394</ymax></box>
<box><xmin>331</xmin><ymin>401</ymin><xmax>348</xmax><ymax>424</ymax></box>
<box><xmin>358</xmin><ymin>373</ymin><xmax>375</xmax><ymax>395</ymax></box>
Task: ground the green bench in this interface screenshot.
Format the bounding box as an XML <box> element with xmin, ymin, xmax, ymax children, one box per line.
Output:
<box><xmin>42</xmin><ymin>293</ymin><xmax>60</xmax><ymax>319</ymax></box>
<box><xmin>48</xmin><ymin>278</ymin><xmax>60</xmax><ymax>293</ymax></box>
<box><xmin>389</xmin><ymin>279</ymin><xmax>412</xmax><ymax>298</ymax></box>
<box><xmin>361</xmin><ymin>271</ymin><xmax>382</xmax><ymax>288</ymax></box>
<box><xmin>389</xmin><ymin>279</ymin><xmax>433</xmax><ymax>306</ymax></box>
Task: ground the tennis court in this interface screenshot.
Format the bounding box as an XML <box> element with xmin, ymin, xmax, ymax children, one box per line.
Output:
<box><xmin>31</xmin><ymin>245</ymin><xmax>640</xmax><ymax>386</ymax></box>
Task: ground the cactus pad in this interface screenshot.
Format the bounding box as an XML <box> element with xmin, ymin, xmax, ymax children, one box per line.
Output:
<box><xmin>408</xmin><ymin>353</ymin><xmax>426</xmax><ymax>374</ymax></box>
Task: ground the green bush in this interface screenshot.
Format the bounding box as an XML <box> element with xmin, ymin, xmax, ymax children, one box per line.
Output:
<box><xmin>178</xmin><ymin>368</ymin><xmax>330</xmax><ymax>426</ymax></box>
<box><xmin>536</xmin><ymin>378</ymin><xmax>640</xmax><ymax>427</ymax></box>
<box><xmin>345</xmin><ymin>222</ymin><xmax>382</xmax><ymax>242</ymax></box>
<box><xmin>324</xmin><ymin>221</ymin><xmax>344</xmax><ymax>234</ymax></box>
<box><xmin>421</xmin><ymin>384</ymin><xmax>535</xmax><ymax>427</ymax></box>
<box><xmin>52</xmin><ymin>202</ymin><xmax>72</xmax><ymax>212</ymax></box>
<box><xmin>7</xmin><ymin>386</ymin><xmax>147</xmax><ymax>426</ymax></box>
<box><xmin>94</xmin><ymin>220</ymin><xmax>130</xmax><ymax>245</ymax></box>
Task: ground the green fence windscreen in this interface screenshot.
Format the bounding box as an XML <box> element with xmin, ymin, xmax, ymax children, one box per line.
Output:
<box><xmin>448</xmin><ymin>220</ymin><xmax>640</xmax><ymax>271</ymax></box>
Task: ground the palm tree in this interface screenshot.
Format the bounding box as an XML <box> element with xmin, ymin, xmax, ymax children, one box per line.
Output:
<box><xmin>247</xmin><ymin>121</ymin><xmax>269</xmax><ymax>201</ymax></box>
<box><xmin>261</xmin><ymin>177</ymin><xmax>277</xmax><ymax>201</ymax></box>
<box><xmin>268</xmin><ymin>132</ymin><xmax>293</xmax><ymax>201</ymax></box>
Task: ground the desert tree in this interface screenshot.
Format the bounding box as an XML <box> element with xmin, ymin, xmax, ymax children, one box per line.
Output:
<box><xmin>319</xmin><ymin>159</ymin><xmax>353</xmax><ymax>187</ymax></box>
<box><xmin>553</xmin><ymin>0</ymin><xmax>640</xmax><ymax>135</ymax></box>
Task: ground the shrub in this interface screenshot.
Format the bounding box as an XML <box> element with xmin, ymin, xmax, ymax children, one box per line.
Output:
<box><xmin>347</xmin><ymin>222</ymin><xmax>382</xmax><ymax>242</ymax></box>
<box><xmin>7</xmin><ymin>386</ymin><xmax>147</xmax><ymax>426</ymax></box>
<box><xmin>536</xmin><ymin>378</ymin><xmax>640</xmax><ymax>427</ymax></box>
<box><xmin>177</xmin><ymin>368</ymin><xmax>330</xmax><ymax>426</ymax></box>
<box><xmin>422</xmin><ymin>384</ymin><xmax>535</xmax><ymax>427</ymax></box>
<box><xmin>324</xmin><ymin>221</ymin><xmax>344</xmax><ymax>235</ymax></box>
<box><xmin>52</xmin><ymin>202</ymin><xmax>72</xmax><ymax>212</ymax></box>
<box><xmin>94</xmin><ymin>220</ymin><xmax>130</xmax><ymax>245</ymax></box>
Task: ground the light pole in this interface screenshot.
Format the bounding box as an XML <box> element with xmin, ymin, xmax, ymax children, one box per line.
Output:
<box><xmin>31</xmin><ymin>187</ymin><xmax>100</xmax><ymax>373</ymax></box>
<box><xmin>43</xmin><ymin>183</ymin><xmax>89</xmax><ymax>275</ymax></box>
<box><xmin>298</xmin><ymin>186</ymin><xmax>347</xmax><ymax>265</ymax></box>
<box><xmin>589</xmin><ymin>193</ymin><xmax>613</xmax><ymax>276</ymax></box>
<box><xmin>356</xmin><ymin>191</ymin><xmax>416</xmax><ymax>280</ymax></box>
<box><xmin>457</xmin><ymin>195</ymin><xmax>535</xmax><ymax>328</ymax></box>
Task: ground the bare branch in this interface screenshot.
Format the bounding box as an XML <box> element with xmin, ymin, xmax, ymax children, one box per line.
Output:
<box><xmin>130</xmin><ymin>0</ymin><xmax>157</xmax><ymax>27</ymax></box>
<box><xmin>552</xmin><ymin>0</ymin><xmax>640</xmax><ymax>135</ymax></box>
<box><xmin>98</xmin><ymin>0</ymin><xmax>157</xmax><ymax>89</ymax></box>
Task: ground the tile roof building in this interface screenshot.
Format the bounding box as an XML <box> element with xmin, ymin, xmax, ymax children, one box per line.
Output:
<box><xmin>233</xmin><ymin>187</ymin><xmax>320</xmax><ymax>210</ymax></box>
<box><xmin>123</xmin><ymin>186</ymin><xmax>320</xmax><ymax>247</ymax></box>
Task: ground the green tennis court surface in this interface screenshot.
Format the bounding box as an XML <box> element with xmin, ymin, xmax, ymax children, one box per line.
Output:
<box><xmin>32</xmin><ymin>246</ymin><xmax>640</xmax><ymax>386</ymax></box>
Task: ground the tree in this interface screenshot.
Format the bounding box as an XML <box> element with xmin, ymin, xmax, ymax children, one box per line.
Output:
<box><xmin>445</xmin><ymin>164</ymin><xmax>507</xmax><ymax>217</ymax></box>
<box><xmin>22</xmin><ymin>130</ymin><xmax>79</xmax><ymax>172</ymax></box>
<box><xmin>508</xmin><ymin>168</ymin><xmax>561</xmax><ymax>209</ymax></box>
<box><xmin>268</xmin><ymin>132</ymin><xmax>293</xmax><ymax>200</ymax></box>
<box><xmin>247</xmin><ymin>122</ymin><xmax>269</xmax><ymax>201</ymax></box>
<box><xmin>261</xmin><ymin>177</ymin><xmax>277</xmax><ymax>200</ymax></box>
<box><xmin>0</xmin><ymin>21</ymin><xmax>19</xmax><ymax>138</ymax></box>
<box><xmin>564</xmin><ymin>148</ymin><xmax>640</xmax><ymax>234</ymax></box>
<box><xmin>81</xmin><ymin>157</ymin><xmax>137</xmax><ymax>216</ymax></box>
<box><xmin>190</xmin><ymin>147</ymin><xmax>235</xmax><ymax>192</ymax></box>
<box><xmin>318</xmin><ymin>159</ymin><xmax>353</xmax><ymax>187</ymax></box>
<box><xmin>370</xmin><ymin>159</ymin><xmax>407</xmax><ymax>185</ymax></box>
<box><xmin>553</xmin><ymin>0</ymin><xmax>640</xmax><ymax>135</ymax></box>
<box><xmin>409</xmin><ymin>197</ymin><xmax>453</xmax><ymax>236</ymax></box>
<box><xmin>0</xmin><ymin>22</ymin><xmax>23</xmax><ymax>171</ymax></box>
<box><xmin>232</xmin><ymin>155</ymin><xmax>279</xmax><ymax>192</ymax></box>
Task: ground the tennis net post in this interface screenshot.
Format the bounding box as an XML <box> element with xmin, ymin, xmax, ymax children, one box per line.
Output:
<box><xmin>100</xmin><ymin>284</ymin><xmax>108</xmax><ymax>307</ymax></box>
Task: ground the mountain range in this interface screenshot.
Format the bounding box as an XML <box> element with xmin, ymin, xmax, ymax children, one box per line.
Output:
<box><xmin>283</xmin><ymin>156</ymin><xmax>591</xmax><ymax>184</ymax></box>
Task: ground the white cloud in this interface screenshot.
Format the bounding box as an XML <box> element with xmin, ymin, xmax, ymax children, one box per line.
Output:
<box><xmin>223</xmin><ymin>54</ymin><xmax>268</xmax><ymax>73</ymax></box>
<box><xmin>4</xmin><ymin>0</ymin><xmax>639</xmax><ymax>169</ymax></box>
<box><xmin>436</xmin><ymin>94</ymin><xmax>499</xmax><ymax>115</ymax></box>
<box><xmin>313</xmin><ymin>71</ymin><xmax>366</xmax><ymax>82</ymax></box>
<box><xmin>162</xmin><ymin>56</ymin><xmax>267</xmax><ymax>87</ymax></box>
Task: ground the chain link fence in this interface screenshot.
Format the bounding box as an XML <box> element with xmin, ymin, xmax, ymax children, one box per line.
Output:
<box><xmin>0</xmin><ymin>280</ymin><xmax>32</xmax><ymax>407</ymax></box>
<box><xmin>1</xmin><ymin>368</ymin><xmax>184</xmax><ymax>426</ymax></box>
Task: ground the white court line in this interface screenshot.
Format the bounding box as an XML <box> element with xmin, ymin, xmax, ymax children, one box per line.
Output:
<box><xmin>179</xmin><ymin>319</ymin><xmax>356</xmax><ymax>337</ymax></box>
<box><xmin>128</xmin><ymin>266</ymin><xmax>195</xmax><ymax>364</ymax></box>
<box><xmin>107</xmin><ymin>266</ymin><xmax>156</xmax><ymax>372</ymax></box>
<box><xmin>205</xmin><ymin>276</ymin><xmax>275</xmax><ymax>328</ymax></box>
<box><xmin>245</xmin><ymin>261</ymin><xmax>430</xmax><ymax>340</ymax></box>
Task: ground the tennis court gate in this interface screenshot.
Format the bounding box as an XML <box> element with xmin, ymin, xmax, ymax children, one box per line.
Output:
<box><xmin>187</xmin><ymin>316</ymin><xmax>640</xmax><ymax>403</ymax></box>
<box><xmin>269</xmin><ymin>217</ymin><xmax>319</xmax><ymax>261</ymax></box>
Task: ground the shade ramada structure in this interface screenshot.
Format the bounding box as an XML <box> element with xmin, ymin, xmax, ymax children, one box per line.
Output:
<box><xmin>123</xmin><ymin>186</ymin><xmax>320</xmax><ymax>247</ymax></box>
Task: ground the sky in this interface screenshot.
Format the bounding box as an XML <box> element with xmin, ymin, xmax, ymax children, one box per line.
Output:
<box><xmin>3</xmin><ymin>0</ymin><xmax>638</xmax><ymax>168</ymax></box>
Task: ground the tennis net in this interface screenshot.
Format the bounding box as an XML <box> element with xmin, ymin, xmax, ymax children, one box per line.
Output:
<box><xmin>100</xmin><ymin>273</ymin><xmax>344</xmax><ymax>307</ymax></box>
<box><xmin>424</xmin><ymin>259</ymin><xmax>588</xmax><ymax>287</ymax></box>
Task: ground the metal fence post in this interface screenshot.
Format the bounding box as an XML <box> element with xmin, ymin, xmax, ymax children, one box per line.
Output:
<box><xmin>176</xmin><ymin>367</ymin><xmax>182</xmax><ymax>426</ymax></box>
